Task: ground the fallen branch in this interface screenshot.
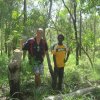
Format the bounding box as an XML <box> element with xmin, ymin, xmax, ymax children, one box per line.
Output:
<box><xmin>44</xmin><ymin>85</ymin><xmax>100</xmax><ymax>100</ymax></box>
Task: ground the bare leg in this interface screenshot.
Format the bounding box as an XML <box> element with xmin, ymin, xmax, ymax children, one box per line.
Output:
<box><xmin>35</xmin><ymin>73</ymin><xmax>41</xmax><ymax>88</ymax></box>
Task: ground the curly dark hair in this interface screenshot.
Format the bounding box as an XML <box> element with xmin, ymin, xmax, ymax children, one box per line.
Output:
<box><xmin>58</xmin><ymin>34</ymin><xmax>64</xmax><ymax>40</ymax></box>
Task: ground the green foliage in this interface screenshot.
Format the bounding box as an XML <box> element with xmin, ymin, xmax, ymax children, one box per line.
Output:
<box><xmin>0</xmin><ymin>53</ymin><xmax>8</xmax><ymax>68</ymax></box>
<box><xmin>92</xmin><ymin>88</ymin><xmax>100</xmax><ymax>100</ymax></box>
<box><xmin>83</xmin><ymin>30</ymin><xmax>94</xmax><ymax>47</ymax></box>
<box><xmin>0</xmin><ymin>53</ymin><xmax>8</xmax><ymax>84</ymax></box>
<box><xmin>64</xmin><ymin>67</ymin><xmax>81</xmax><ymax>92</ymax></box>
<box><xmin>6</xmin><ymin>30</ymin><xmax>21</xmax><ymax>49</ymax></box>
<box><xmin>0</xmin><ymin>0</ymin><xmax>100</xmax><ymax>99</ymax></box>
<box><xmin>0</xmin><ymin>52</ymin><xmax>100</xmax><ymax>99</ymax></box>
<box><xmin>12</xmin><ymin>11</ymin><xmax>19</xmax><ymax>20</ymax></box>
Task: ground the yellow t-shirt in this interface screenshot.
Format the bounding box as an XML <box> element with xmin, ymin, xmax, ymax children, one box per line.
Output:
<box><xmin>52</xmin><ymin>44</ymin><xmax>68</xmax><ymax>68</ymax></box>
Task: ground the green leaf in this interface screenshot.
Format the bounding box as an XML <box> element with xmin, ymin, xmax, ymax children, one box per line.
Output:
<box><xmin>12</xmin><ymin>11</ymin><xmax>18</xmax><ymax>19</ymax></box>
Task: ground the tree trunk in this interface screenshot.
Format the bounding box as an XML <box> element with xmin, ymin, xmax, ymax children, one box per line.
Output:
<box><xmin>46</xmin><ymin>52</ymin><xmax>54</xmax><ymax>78</ymax></box>
<box><xmin>62</xmin><ymin>0</ymin><xmax>79</xmax><ymax>65</ymax></box>
<box><xmin>43</xmin><ymin>29</ymin><xmax>54</xmax><ymax>80</ymax></box>
<box><xmin>0</xmin><ymin>29</ymin><xmax>3</xmax><ymax>55</ymax></box>
<box><xmin>23</xmin><ymin>0</ymin><xmax>27</xmax><ymax>26</ymax></box>
<box><xmin>44</xmin><ymin>85</ymin><xmax>100</xmax><ymax>100</ymax></box>
<box><xmin>73</xmin><ymin>1</ymin><xmax>79</xmax><ymax>65</ymax></box>
<box><xmin>93</xmin><ymin>14</ymin><xmax>96</xmax><ymax>62</ymax></box>
<box><xmin>43</xmin><ymin>0</ymin><xmax>54</xmax><ymax>80</ymax></box>
<box><xmin>79</xmin><ymin>10</ymin><xmax>82</xmax><ymax>56</ymax></box>
<box><xmin>0</xmin><ymin>14</ymin><xmax>3</xmax><ymax>55</ymax></box>
<box><xmin>23</xmin><ymin>0</ymin><xmax>27</xmax><ymax>34</ymax></box>
<box><xmin>8</xmin><ymin>49</ymin><xmax>22</xmax><ymax>99</ymax></box>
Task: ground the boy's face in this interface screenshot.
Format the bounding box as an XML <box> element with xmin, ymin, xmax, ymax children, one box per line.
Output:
<box><xmin>58</xmin><ymin>36</ymin><xmax>64</xmax><ymax>43</ymax></box>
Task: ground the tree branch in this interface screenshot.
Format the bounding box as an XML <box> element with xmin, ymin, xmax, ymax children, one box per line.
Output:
<box><xmin>81</xmin><ymin>46</ymin><xmax>94</xmax><ymax>68</ymax></box>
<box><xmin>62</xmin><ymin>0</ymin><xmax>74</xmax><ymax>21</ymax></box>
<box><xmin>44</xmin><ymin>85</ymin><xmax>100</xmax><ymax>100</ymax></box>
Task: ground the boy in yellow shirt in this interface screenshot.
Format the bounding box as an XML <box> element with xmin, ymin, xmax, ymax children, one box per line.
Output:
<box><xmin>51</xmin><ymin>34</ymin><xmax>70</xmax><ymax>91</ymax></box>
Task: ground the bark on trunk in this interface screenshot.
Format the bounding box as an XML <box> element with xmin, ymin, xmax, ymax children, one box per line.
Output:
<box><xmin>8</xmin><ymin>49</ymin><xmax>22</xmax><ymax>99</ymax></box>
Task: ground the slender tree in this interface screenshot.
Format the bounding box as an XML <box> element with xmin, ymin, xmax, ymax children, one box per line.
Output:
<box><xmin>79</xmin><ymin>10</ymin><xmax>82</xmax><ymax>56</ymax></box>
<box><xmin>23</xmin><ymin>0</ymin><xmax>27</xmax><ymax>34</ymax></box>
<box><xmin>43</xmin><ymin>0</ymin><xmax>54</xmax><ymax>79</ymax></box>
<box><xmin>62</xmin><ymin>0</ymin><xmax>79</xmax><ymax>65</ymax></box>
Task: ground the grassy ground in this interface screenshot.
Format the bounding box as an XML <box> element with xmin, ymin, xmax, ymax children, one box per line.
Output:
<box><xmin>0</xmin><ymin>51</ymin><xmax>100</xmax><ymax>100</ymax></box>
